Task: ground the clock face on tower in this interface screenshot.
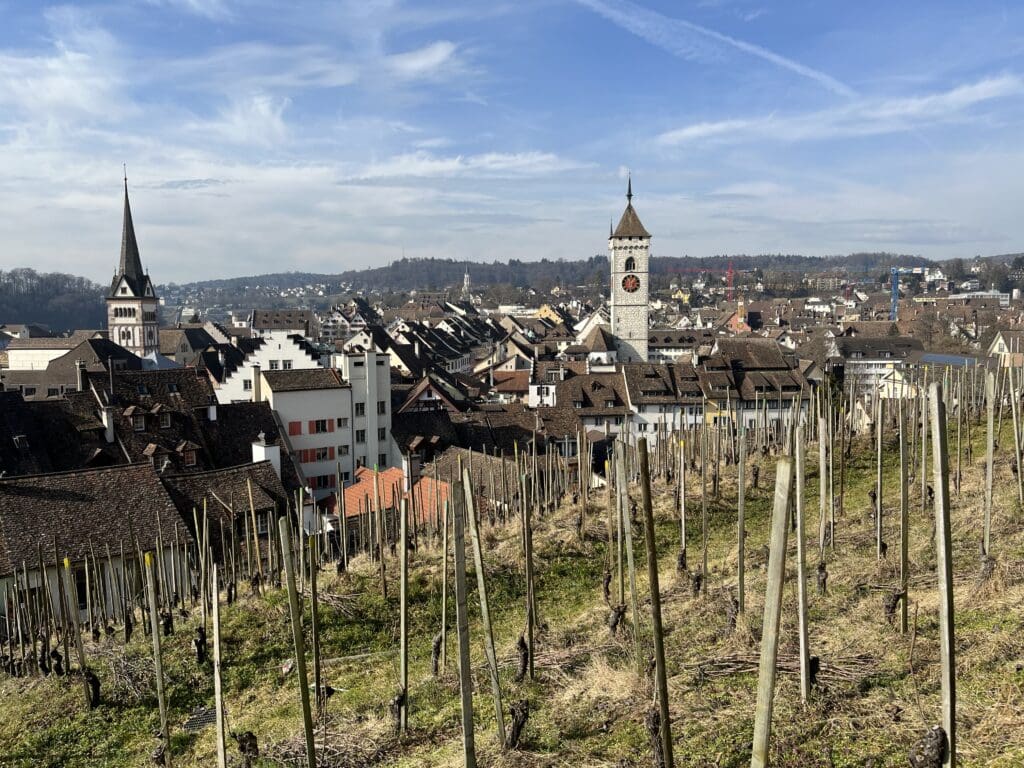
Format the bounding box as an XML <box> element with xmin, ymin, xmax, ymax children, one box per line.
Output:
<box><xmin>622</xmin><ymin>274</ymin><xmax>641</xmax><ymax>293</ymax></box>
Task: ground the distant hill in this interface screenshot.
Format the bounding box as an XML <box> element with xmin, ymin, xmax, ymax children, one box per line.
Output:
<box><xmin>0</xmin><ymin>252</ymin><xmax>944</xmax><ymax>331</ymax></box>
<box><xmin>0</xmin><ymin>269</ymin><xmax>106</xmax><ymax>333</ymax></box>
<box><xmin>163</xmin><ymin>252</ymin><xmax>935</xmax><ymax>294</ymax></box>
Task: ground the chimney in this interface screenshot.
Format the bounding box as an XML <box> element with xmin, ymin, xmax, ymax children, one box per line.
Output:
<box><xmin>75</xmin><ymin>359</ymin><xmax>86</xmax><ymax>392</ymax></box>
<box><xmin>252</xmin><ymin>363</ymin><xmax>262</xmax><ymax>403</ymax></box>
<box><xmin>231</xmin><ymin>335</ymin><xmax>239</xmax><ymax>348</ymax></box>
<box><xmin>252</xmin><ymin>431</ymin><xmax>281</xmax><ymax>478</ymax></box>
<box><xmin>402</xmin><ymin>451</ymin><xmax>420</xmax><ymax>493</ymax></box>
<box><xmin>414</xmin><ymin>341</ymin><xmax>421</xmax><ymax>359</ymax></box>
<box><xmin>100</xmin><ymin>406</ymin><xmax>115</xmax><ymax>444</ymax></box>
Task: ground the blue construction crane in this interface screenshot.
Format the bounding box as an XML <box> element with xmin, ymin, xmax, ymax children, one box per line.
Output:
<box><xmin>889</xmin><ymin>266</ymin><xmax>927</xmax><ymax>321</ymax></box>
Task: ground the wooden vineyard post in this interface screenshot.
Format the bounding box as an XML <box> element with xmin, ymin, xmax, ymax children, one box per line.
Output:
<box><xmin>638</xmin><ymin>439</ymin><xmax>674</xmax><ymax>768</ymax></box>
<box><xmin>984</xmin><ymin>370</ymin><xmax>994</xmax><ymax>556</ymax></box>
<box><xmin>929</xmin><ymin>382</ymin><xmax>957</xmax><ymax>768</ymax></box>
<box><xmin>145</xmin><ymin>553</ymin><xmax>171</xmax><ymax>767</ymax></box>
<box><xmin>680</xmin><ymin>438</ymin><xmax>687</xmax><ymax>573</ymax></box>
<box><xmin>211</xmin><ymin>564</ymin><xmax>227</xmax><ymax>768</ymax></box>
<box><xmin>440</xmin><ymin>501</ymin><xmax>449</xmax><ymax>672</ymax></box>
<box><xmin>399</xmin><ymin>498</ymin><xmax>409</xmax><ymax>733</ymax></box>
<box><xmin>876</xmin><ymin>396</ymin><xmax>884</xmax><ymax>559</ymax></box>
<box><xmin>452</xmin><ymin>479</ymin><xmax>477</xmax><ymax>767</ymax></box>
<box><xmin>278</xmin><ymin>517</ymin><xmax>316</xmax><ymax>768</ymax></box>
<box><xmin>898</xmin><ymin>397</ymin><xmax>910</xmax><ymax>635</ymax></box>
<box><xmin>737</xmin><ymin>428</ymin><xmax>745</xmax><ymax>614</ymax></box>
<box><xmin>794</xmin><ymin>427</ymin><xmax>811</xmax><ymax>704</ymax></box>
<box><xmin>523</xmin><ymin>475</ymin><xmax>537</xmax><ymax>681</ymax></box>
<box><xmin>60</xmin><ymin>557</ymin><xmax>90</xmax><ymax>707</ymax></box>
<box><xmin>310</xmin><ymin>536</ymin><xmax>324</xmax><ymax>720</ymax></box>
<box><xmin>818</xmin><ymin>416</ymin><xmax>828</xmax><ymax>560</ymax></box>
<box><xmin>616</xmin><ymin>441</ymin><xmax>642</xmax><ymax>675</ymax></box>
<box><xmin>750</xmin><ymin>456</ymin><xmax>794</xmax><ymax>768</ymax></box>
<box><xmin>701</xmin><ymin>427</ymin><xmax>708</xmax><ymax>594</ymax></box>
<box><xmin>464</xmin><ymin>468</ymin><xmax>506</xmax><ymax>748</ymax></box>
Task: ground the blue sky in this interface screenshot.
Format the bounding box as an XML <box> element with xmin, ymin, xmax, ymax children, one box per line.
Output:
<box><xmin>1</xmin><ymin>1</ymin><xmax>1023</xmax><ymax>283</ymax></box>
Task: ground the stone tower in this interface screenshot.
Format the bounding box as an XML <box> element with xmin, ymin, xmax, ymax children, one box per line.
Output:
<box><xmin>107</xmin><ymin>179</ymin><xmax>160</xmax><ymax>357</ymax></box>
<box><xmin>609</xmin><ymin>177</ymin><xmax>650</xmax><ymax>362</ymax></box>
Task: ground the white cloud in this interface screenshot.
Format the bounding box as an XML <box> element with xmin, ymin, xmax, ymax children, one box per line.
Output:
<box><xmin>186</xmin><ymin>94</ymin><xmax>291</xmax><ymax>147</ymax></box>
<box><xmin>151</xmin><ymin>0</ymin><xmax>233</xmax><ymax>20</ymax></box>
<box><xmin>657</xmin><ymin>75</ymin><xmax>1024</xmax><ymax>145</ymax></box>
<box><xmin>353</xmin><ymin>150</ymin><xmax>585</xmax><ymax>179</ymax></box>
<box><xmin>574</xmin><ymin>0</ymin><xmax>854</xmax><ymax>97</ymax></box>
<box><xmin>385</xmin><ymin>41</ymin><xmax>460</xmax><ymax>79</ymax></box>
<box><xmin>0</xmin><ymin>8</ymin><xmax>127</xmax><ymax>121</ymax></box>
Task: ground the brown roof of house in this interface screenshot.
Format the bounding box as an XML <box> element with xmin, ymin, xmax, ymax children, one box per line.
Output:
<box><xmin>262</xmin><ymin>367</ymin><xmax>346</xmax><ymax>392</ymax></box>
<box><xmin>0</xmin><ymin>463</ymin><xmax>192</xmax><ymax>576</ymax></box>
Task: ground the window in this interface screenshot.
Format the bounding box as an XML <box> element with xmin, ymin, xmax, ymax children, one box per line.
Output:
<box><xmin>377</xmin><ymin>427</ymin><xmax>387</xmax><ymax>441</ymax></box>
<box><xmin>354</xmin><ymin>360</ymin><xmax>364</xmax><ymax>367</ymax></box>
<box><xmin>159</xmin><ymin>413</ymin><xmax>171</xmax><ymax>429</ymax></box>
<box><xmin>282</xmin><ymin>359</ymin><xmax>293</xmax><ymax>370</ymax></box>
<box><xmin>605</xmin><ymin>400</ymin><xmax>615</xmax><ymax>408</ymax></box>
<box><xmin>379</xmin><ymin>453</ymin><xmax>388</xmax><ymax>467</ymax></box>
<box><xmin>183</xmin><ymin>449</ymin><xmax>197</xmax><ymax>467</ymax></box>
<box><xmin>355</xmin><ymin>402</ymin><xmax>366</xmax><ymax>417</ymax></box>
<box><xmin>337</xmin><ymin>417</ymin><xmax>349</xmax><ymax>428</ymax></box>
<box><xmin>243</xmin><ymin>379</ymin><xmax>252</xmax><ymax>391</ymax></box>
<box><xmin>340</xmin><ymin>471</ymin><xmax>351</xmax><ymax>484</ymax></box>
<box><xmin>47</xmin><ymin>388</ymin><xmax>59</xmax><ymax>397</ymax></box>
<box><xmin>355</xmin><ymin>429</ymin><xmax>366</xmax><ymax>443</ymax></box>
<box><xmin>312</xmin><ymin>419</ymin><xmax>329</xmax><ymax>434</ymax></box>
<box><xmin>167</xmin><ymin>383</ymin><xmax>178</xmax><ymax>393</ymax></box>
<box><xmin>120</xmin><ymin>287</ymin><xmax>127</xmax><ymax>295</ymax></box>
<box><xmin>638</xmin><ymin>423</ymin><xmax>648</xmax><ymax>432</ymax></box>
<box><xmin>377</xmin><ymin>400</ymin><xmax>386</xmax><ymax>415</ymax></box>
<box><xmin>573</xmin><ymin>400</ymin><xmax>583</xmax><ymax>409</ymax></box>
<box><xmin>269</xmin><ymin>360</ymin><xmax>279</xmax><ymax>370</ymax></box>
<box><xmin>133</xmin><ymin>414</ymin><xmax>145</xmax><ymax>431</ymax></box>
<box><xmin>624</xmin><ymin>256</ymin><xmax>636</xmax><ymax>271</ymax></box>
<box><xmin>288</xmin><ymin>421</ymin><xmax>302</xmax><ymax>436</ymax></box>
<box><xmin>356</xmin><ymin>456</ymin><xmax>365</xmax><ymax>468</ymax></box>
<box><xmin>22</xmin><ymin>386</ymin><xmax>36</xmax><ymax>396</ymax></box>
<box><xmin>315</xmin><ymin>447</ymin><xmax>331</xmax><ymax>462</ymax></box>
<box><xmin>338</xmin><ymin>445</ymin><xmax>349</xmax><ymax>456</ymax></box>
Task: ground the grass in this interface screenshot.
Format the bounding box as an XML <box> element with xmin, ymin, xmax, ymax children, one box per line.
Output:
<box><xmin>1</xmin><ymin>418</ymin><xmax>1023</xmax><ymax>767</ymax></box>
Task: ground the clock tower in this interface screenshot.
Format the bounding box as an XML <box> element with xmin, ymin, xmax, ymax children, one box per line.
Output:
<box><xmin>609</xmin><ymin>176</ymin><xmax>650</xmax><ymax>362</ymax></box>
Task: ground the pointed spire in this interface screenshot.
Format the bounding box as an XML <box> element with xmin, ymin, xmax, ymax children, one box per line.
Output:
<box><xmin>626</xmin><ymin>173</ymin><xmax>633</xmax><ymax>204</ymax></box>
<box><xmin>612</xmin><ymin>174</ymin><xmax>650</xmax><ymax>238</ymax></box>
<box><xmin>115</xmin><ymin>175</ymin><xmax>145</xmax><ymax>295</ymax></box>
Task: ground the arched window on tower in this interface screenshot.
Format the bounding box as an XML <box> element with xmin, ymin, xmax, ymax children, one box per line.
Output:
<box><xmin>624</xmin><ymin>256</ymin><xmax>636</xmax><ymax>271</ymax></box>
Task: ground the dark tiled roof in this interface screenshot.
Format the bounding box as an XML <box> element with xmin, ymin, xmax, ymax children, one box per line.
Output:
<box><xmin>160</xmin><ymin>461</ymin><xmax>288</xmax><ymax>526</ymax></box>
<box><xmin>612</xmin><ymin>202</ymin><xmax>650</xmax><ymax>239</ymax></box>
<box><xmin>111</xmin><ymin>183</ymin><xmax>150</xmax><ymax>297</ymax></box>
<box><xmin>262</xmin><ymin>367</ymin><xmax>346</xmax><ymax>392</ymax></box>
<box><xmin>0</xmin><ymin>463</ymin><xmax>192</xmax><ymax>576</ymax></box>
<box><xmin>252</xmin><ymin>309</ymin><xmax>316</xmax><ymax>332</ymax></box>
<box><xmin>6</xmin><ymin>330</ymin><xmax>105</xmax><ymax>350</ymax></box>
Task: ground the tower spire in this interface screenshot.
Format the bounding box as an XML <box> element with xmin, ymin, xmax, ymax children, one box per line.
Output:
<box><xmin>626</xmin><ymin>173</ymin><xmax>633</xmax><ymax>204</ymax></box>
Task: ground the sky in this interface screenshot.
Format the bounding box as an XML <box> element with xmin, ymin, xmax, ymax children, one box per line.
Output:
<box><xmin>1</xmin><ymin>1</ymin><xmax>1023</xmax><ymax>284</ymax></box>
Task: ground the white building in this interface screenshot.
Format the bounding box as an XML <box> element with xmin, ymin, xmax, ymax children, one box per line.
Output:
<box><xmin>260</xmin><ymin>350</ymin><xmax>395</xmax><ymax>500</ymax></box>
<box><xmin>215</xmin><ymin>330</ymin><xmax>322</xmax><ymax>404</ymax></box>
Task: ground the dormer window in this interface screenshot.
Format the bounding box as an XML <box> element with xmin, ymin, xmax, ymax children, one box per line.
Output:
<box><xmin>183</xmin><ymin>449</ymin><xmax>197</xmax><ymax>467</ymax></box>
<box><xmin>159</xmin><ymin>413</ymin><xmax>171</xmax><ymax>429</ymax></box>
<box><xmin>573</xmin><ymin>400</ymin><xmax>583</xmax><ymax>409</ymax></box>
<box><xmin>121</xmin><ymin>287</ymin><xmax>127</xmax><ymax>295</ymax></box>
<box><xmin>133</xmin><ymin>414</ymin><xmax>145</xmax><ymax>431</ymax></box>
<box><xmin>605</xmin><ymin>399</ymin><xmax>615</xmax><ymax>408</ymax></box>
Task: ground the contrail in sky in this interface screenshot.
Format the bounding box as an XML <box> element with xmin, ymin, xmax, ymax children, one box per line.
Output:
<box><xmin>574</xmin><ymin>0</ymin><xmax>856</xmax><ymax>98</ymax></box>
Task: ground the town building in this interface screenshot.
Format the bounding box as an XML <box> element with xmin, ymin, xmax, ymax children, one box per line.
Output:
<box><xmin>107</xmin><ymin>181</ymin><xmax>160</xmax><ymax>358</ymax></box>
<box><xmin>609</xmin><ymin>178</ymin><xmax>650</xmax><ymax>362</ymax></box>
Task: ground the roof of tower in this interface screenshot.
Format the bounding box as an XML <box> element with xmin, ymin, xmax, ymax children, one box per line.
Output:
<box><xmin>110</xmin><ymin>179</ymin><xmax>148</xmax><ymax>297</ymax></box>
<box><xmin>611</xmin><ymin>177</ymin><xmax>650</xmax><ymax>239</ymax></box>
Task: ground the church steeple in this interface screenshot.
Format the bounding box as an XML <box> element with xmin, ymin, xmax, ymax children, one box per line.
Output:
<box><xmin>116</xmin><ymin>177</ymin><xmax>146</xmax><ymax>296</ymax></box>
<box><xmin>612</xmin><ymin>176</ymin><xmax>650</xmax><ymax>239</ymax></box>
